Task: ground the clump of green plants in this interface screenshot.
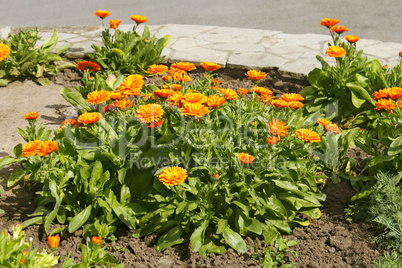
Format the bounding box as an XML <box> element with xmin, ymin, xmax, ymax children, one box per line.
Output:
<box><xmin>253</xmin><ymin>238</ymin><xmax>297</xmax><ymax>268</ymax></box>
<box><xmin>347</xmin><ymin>171</ymin><xmax>402</xmax><ymax>251</ymax></box>
<box><xmin>300</xmin><ymin>18</ymin><xmax>402</xmax><ymax>129</ymax></box>
<box><xmin>0</xmin><ymin>27</ymin><xmax>74</xmax><ymax>86</ymax></box>
<box><xmin>85</xmin><ymin>10</ymin><xmax>170</xmax><ymax>76</ymax></box>
<box><xmin>0</xmin><ymin>62</ymin><xmax>327</xmax><ymax>256</ymax></box>
<box><xmin>372</xmin><ymin>251</ymin><xmax>402</xmax><ymax>268</ymax></box>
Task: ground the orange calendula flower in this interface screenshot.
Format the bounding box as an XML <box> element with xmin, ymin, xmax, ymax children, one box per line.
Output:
<box><xmin>271</xmin><ymin>99</ymin><xmax>289</xmax><ymax>108</ymax></box>
<box><xmin>59</xmin><ymin>119</ymin><xmax>79</xmax><ymax>131</ymax></box>
<box><xmin>206</xmin><ymin>94</ymin><xmax>226</xmax><ymax>108</ymax></box>
<box><xmin>387</xmin><ymin>87</ymin><xmax>402</xmax><ymax>100</ymax></box>
<box><xmin>237</xmin><ymin>152</ymin><xmax>255</xmax><ymax>164</ymax></box>
<box><xmin>372</xmin><ymin>88</ymin><xmax>389</xmax><ymax>100</ymax></box>
<box><xmin>218</xmin><ymin>88</ymin><xmax>239</xmax><ymax>101</ymax></box>
<box><xmin>109</xmin><ymin>19</ymin><xmax>121</xmax><ymax>29</ymax></box>
<box><xmin>47</xmin><ymin>235</ymin><xmax>60</xmax><ymax>249</ymax></box>
<box><xmin>266</xmin><ymin>136</ymin><xmax>280</xmax><ymax>145</ymax></box>
<box><xmin>102</xmin><ymin>103</ymin><xmax>116</xmax><ymax>113</ymax></box>
<box><xmin>317</xmin><ymin>118</ymin><xmax>332</xmax><ymax>127</ymax></box>
<box><xmin>295</xmin><ymin>129</ymin><xmax>321</xmax><ymax>143</ymax></box>
<box><xmin>0</xmin><ymin>43</ymin><xmax>11</xmax><ymax>62</ymax></box>
<box><xmin>173</xmin><ymin>73</ymin><xmax>191</xmax><ymax>82</ymax></box>
<box><xmin>258</xmin><ymin>94</ymin><xmax>275</xmax><ymax>104</ymax></box>
<box><xmin>345</xmin><ymin>35</ymin><xmax>360</xmax><ymax>43</ymax></box>
<box><xmin>170</xmin><ymin>84</ymin><xmax>182</xmax><ymax>91</ymax></box>
<box><xmin>113</xmin><ymin>99</ymin><xmax>134</xmax><ymax>110</ymax></box>
<box><xmin>95</xmin><ymin>10</ymin><xmax>111</xmax><ymax>18</ymax></box>
<box><xmin>116</xmin><ymin>74</ymin><xmax>144</xmax><ymax>96</ymax></box>
<box><xmin>24</xmin><ymin>112</ymin><xmax>39</xmax><ymax>120</ymax></box>
<box><xmin>77</xmin><ymin>61</ymin><xmax>101</xmax><ymax>72</ymax></box>
<box><xmin>182</xmin><ymin>92</ymin><xmax>207</xmax><ymax>104</ymax></box>
<box><xmin>253</xmin><ymin>87</ymin><xmax>273</xmax><ymax>96</ymax></box>
<box><xmin>147</xmin><ymin>64</ymin><xmax>169</xmax><ymax>75</ymax></box>
<box><xmin>399</xmin><ymin>51</ymin><xmax>402</xmax><ymax>57</ymax></box>
<box><xmin>22</xmin><ymin>140</ymin><xmax>43</xmax><ymax>157</ymax></box>
<box><xmin>245</xmin><ymin>69</ymin><xmax>267</xmax><ymax>81</ymax></box>
<box><xmin>109</xmin><ymin>92</ymin><xmax>126</xmax><ymax>100</ymax></box>
<box><xmin>167</xmin><ymin>92</ymin><xmax>183</xmax><ymax>107</ymax></box>
<box><xmin>78</xmin><ymin>112</ymin><xmax>103</xmax><ymax>125</ymax></box>
<box><xmin>148</xmin><ymin>119</ymin><xmax>164</xmax><ymax>128</ymax></box>
<box><xmin>237</xmin><ymin>88</ymin><xmax>248</xmax><ymax>95</ymax></box>
<box><xmin>375</xmin><ymin>98</ymin><xmax>396</xmax><ymax>113</ymax></box>
<box><xmin>267</xmin><ymin>119</ymin><xmax>289</xmax><ymax>139</ymax></box>
<box><xmin>287</xmin><ymin>101</ymin><xmax>304</xmax><ymax>109</ymax></box>
<box><xmin>325</xmin><ymin>123</ymin><xmax>341</xmax><ymax>134</ymax></box>
<box><xmin>200</xmin><ymin>62</ymin><xmax>221</xmax><ymax>72</ymax></box>
<box><xmin>37</xmin><ymin>141</ymin><xmax>58</xmax><ymax>157</ymax></box>
<box><xmin>159</xmin><ymin>166</ymin><xmax>187</xmax><ymax>186</ymax></box>
<box><xmin>213</xmin><ymin>173</ymin><xmax>220</xmax><ymax>179</ymax></box>
<box><xmin>92</xmin><ymin>236</ymin><xmax>102</xmax><ymax>245</ymax></box>
<box><xmin>20</xmin><ymin>251</ymin><xmax>27</xmax><ymax>264</ymax></box>
<box><xmin>136</xmin><ymin>104</ymin><xmax>164</xmax><ymax>123</ymax></box>
<box><xmin>330</xmin><ymin>25</ymin><xmax>349</xmax><ymax>34</ymax></box>
<box><xmin>279</xmin><ymin>93</ymin><xmax>304</xmax><ymax>102</ymax></box>
<box><xmin>171</xmin><ymin>62</ymin><xmax>197</xmax><ymax>72</ymax></box>
<box><xmin>326</xmin><ymin>46</ymin><xmax>347</xmax><ymax>58</ymax></box>
<box><xmin>211</xmin><ymin>79</ymin><xmax>222</xmax><ymax>88</ymax></box>
<box><xmin>85</xmin><ymin>90</ymin><xmax>111</xmax><ymax>104</ymax></box>
<box><xmin>319</xmin><ymin>18</ymin><xmax>340</xmax><ymax>28</ymax></box>
<box><xmin>181</xmin><ymin>103</ymin><xmax>210</xmax><ymax>120</ymax></box>
<box><xmin>130</xmin><ymin>15</ymin><xmax>148</xmax><ymax>24</ymax></box>
<box><xmin>154</xmin><ymin>88</ymin><xmax>174</xmax><ymax>99</ymax></box>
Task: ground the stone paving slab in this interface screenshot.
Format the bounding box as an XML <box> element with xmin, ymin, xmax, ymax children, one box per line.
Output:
<box><xmin>1</xmin><ymin>24</ymin><xmax>401</xmax><ymax>79</ymax></box>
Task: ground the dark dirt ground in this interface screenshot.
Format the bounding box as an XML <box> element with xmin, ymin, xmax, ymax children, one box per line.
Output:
<box><xmin>0</xmin><ymin>66</ymin><xmax>383</xmax><ymax>267</ymax></box>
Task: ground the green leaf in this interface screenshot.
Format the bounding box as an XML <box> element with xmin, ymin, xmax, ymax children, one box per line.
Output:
<box><xmin>21</xmin><ymin>216</ymin><xmax>43</xmax><ymax>229</ymax></box>
<box><xmin>388</xmin><ymin>136</ymin><xmax>402</xmax><ymax>156</ymax></box>
<box><xmin>156</xmin><ymin>226</ymin><xmax>184</xmax><ymax>251</ymax></box>
<box><xmin>0</xmin><ymin>156</ymin><xmax>19</xmax><ymax>170</ymax></box>
<box><xmin>44</xmin><ymin>209</ymin><xmax>58</xmax><ymax>234</ymax></box>
<box><xmin>7</xmin><ymin>169</ymin><xmax>28</xmax><ymax>187</ymax></box>
<box><xmin>190</xmin><ymin>219</ymin><xmax>209</xmax><ymax>252</ymax></box>
<box><xmin>68</xmin><ymin>205</ymin><xmax>92</xmax><ymax>233</ymax></box>
<box><xmin>346</xmin><ymin>82</ymin><xmax>373</xmax><ymax>108</ymax></box>
<box><xmin>57</xmin><ymin>43</ymin><xmax>71</xmax><ymax>55</ymax></box>
<box><xmin>222</xmin><ymin>226</ymin><xmax>247</xmax><ymax>255</ymax></box>
<box><xmin>42</xmin><ymin>54</ymin><xmax>62</xmax><ymax>62</ymax></box>
<box><xmin>60</xmin><ymin>87</ymin><xmax>91</xmax><ymax>113</ymax></box>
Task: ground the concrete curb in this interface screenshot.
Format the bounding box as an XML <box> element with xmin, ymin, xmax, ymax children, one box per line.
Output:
<box><xmin>1</xmin><ymin>24</ymin><xmax>401</xmax><ymax>80</ymax></box>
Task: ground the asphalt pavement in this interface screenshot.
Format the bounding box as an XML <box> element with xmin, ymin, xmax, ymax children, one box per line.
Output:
<box><xmin>1</xmin><ymin>0</ymin><xmax>402</xmax><ymax>43</ymax></box>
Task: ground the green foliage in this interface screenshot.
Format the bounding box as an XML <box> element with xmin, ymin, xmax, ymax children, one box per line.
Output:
<box><xmin>300</xmin><ymin>27</ymin><xmax>402</xmax><ymax>128</ymax></box>
<box><xmin>372</xmin><ymin>250</ymin><xmax>402</xmax><ymax>268</ymax></box>
<box><xmin>0</xmin><ymin>28</ymin><xmax>75</xmax><ymax>86</ymax></box>
<box><xmin>86</xmin><ymin>23</ymin><xmax>170</xmax><ymax>76</ymax></box>
<box><xmin>0</xmin><ymin>179</ymin><xmax>4</xmax><ymax>215</ymax></box>
<box><xmin>347</xmin><ymin>172</ymin><xmax>402</xmax><ymax>251</ymax></box>
<box><xmin>253</xmin><ymin>238</ymin><xmax>297</xmax><ymax>268</ymax></box>
<box><xmin>1</xmin><ymin>67</ymin><xmax>327</xmax><ymax>255</ymax></box>
<box><xmin>0</xmin><ymin>225</ymin><xmax>59</xmax><ymax>267</ymax></box>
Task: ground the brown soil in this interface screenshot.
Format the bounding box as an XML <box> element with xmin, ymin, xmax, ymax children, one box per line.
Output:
<box><xmin>0</xmin><ymin>66</ymin><xmax>382</xmax><ymax>267</ymax></box>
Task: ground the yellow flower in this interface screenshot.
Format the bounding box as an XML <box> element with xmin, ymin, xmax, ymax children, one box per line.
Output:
<box><xmin>85</xmin><ymin>90</ymin><xmax>111</xmax><ymax>104</ymax></box>
<box><xmin>237</xmin><ymin>153</ymin><xmax>255</xmax><ymax>164</ymax></box>
<box><xmin>182</xmin><ymin>92</ymin><xmax>207</xmax><ymax>104</ymax></box>
<box><xmin>267</xmin><ymin>119</ymin><xmax>288</xmax><ymax>139</ymax></box>
<box><xmin>59</xmin><ymin>119</ymin><xmax>79</xmax><ymax>131</ymax></box>
<box><xmin>375</xmin><ymin>98</ymin><xmax>396</xmax><ymax>113</ymax></box>
<box><xmin>206</xmin><ymin>94</ymin><xmax>226</xmax><ymax>108</ymax></box>
<box><xmin>325</xmin><ymin>123</ymin><xmax>341</xmax><ymax>134</ymax></box>
<box><xmin>295</xmin><ymin>129</ymin><xmax>321</xmax><ymax>143</ymax></box>
<box><xmin>109</xmin><ymin>19</ymin><xmax>122</xmax><ymax>30</ymax></box>
<box><xmin>147</xmin><ymin>64</ymin><xmax>168</xmax><ymax>75</ymax></box>
<box><xmin>326</xmin><ymin>46</ymin><xmax>347</xmax><ymax>58</ymax></box>
<box><xmin>24</xmin><ymin>112</ymin><xmax>39</xmax><ymax>120</ymax></box>
<box><xmin>135</xmin><ymin>104</ymin><xmax>164</xmax><ymax>123</ymax></box>
<box><xmin>279</xmin><ymin>93</ymin><xmax>304</xmax><ymax>102</ymax></box>
<box><xmin>91</xmin><ymin>236</ymin><xmax>102</xmax><ymax>245</ymax></box>
<box><xmin>153</xmin><ymin>88</ymin><xmax>174</xmax><ymax>99</ymax></box>
<box><xmin>113</xmin><ymin>99</ymin><xmax>134</xmax><ymax>110</ymax></box>
<box><xmin>116</xmin><ymin>74</ymin><xmax>144</xmax><ymax>96</ymax></box>
<box><xmin>47</xmin><ymin>235</ymin><xmax>60</xmax><ymax>249</ymax></box>
<box><xmin>317</xmin><ymin>119</ymin><xmax>332</xmax><ymax>127</ymax></box>
<box><xmin>171</xmin><ymin>62</ymin><xmax>197</xmax><ymax>72</ymax></box>
<box><xmin>78</xmin><ymin>112</ymin><xmax>103</xmax><ymax>125</ymax></box>
<box><xmin>159</xmin><ymin>166</ymin><xmax>187</xmax><ymax>186</ymax></box>
<box><xmin>237</xmin><ymin>88</ymin><xmax>248</xmax><ymax>95</ymax></box>
<box><xmin>130</xmin><ymin>15</ymin><xmax>148</xmax><ymax>24</ymax></box>
<box><xmin>0</xmin><ymin>43</ymin><xmax>11</xmax><ymax>62</ymax></box>
<box><xmin>200</xmin><ymin>62</ymin><xmax>221</xmax><ymax>72</ymax></box>
<box><xmin>181</xmin><ymin>103</ymin><xmax>210</xmax><ymax>120</ymax></box>
<box><xmin>245</xmin><ymin>69</ymin><xmax>267</xmax><ymax>81</ymax></box>
<box><xmin>319</xmin><ymin>18</ymin><xmax>340</xmax><ymax>28</ymax></box>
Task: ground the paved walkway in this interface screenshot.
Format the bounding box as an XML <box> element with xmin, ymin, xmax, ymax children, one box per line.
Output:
<box><xmin>1</xmin><ymin>24</ymin><xmax>401</xmax><ymax>79</ymax></box>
